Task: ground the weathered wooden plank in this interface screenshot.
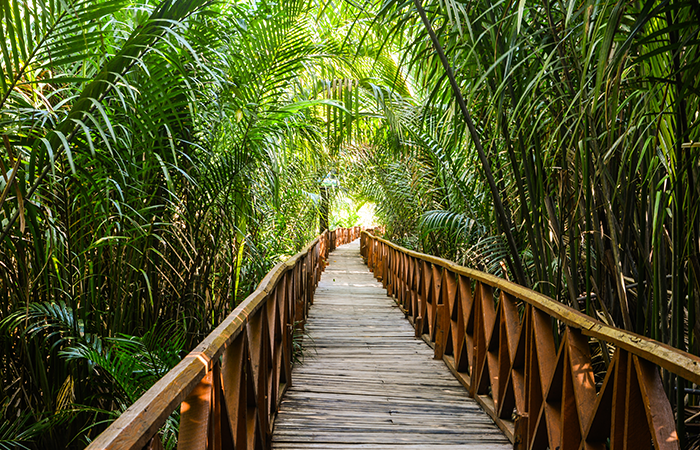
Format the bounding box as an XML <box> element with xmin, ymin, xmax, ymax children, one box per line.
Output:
<box><xmin>273</xmin><ymin>445</ymin><xmax>509</xmax><ymax>450</ymax></box>
<box><xmin>272</xmin><ymin>241</ymin><xmax>510</xmax><ymax>449</ymax></box>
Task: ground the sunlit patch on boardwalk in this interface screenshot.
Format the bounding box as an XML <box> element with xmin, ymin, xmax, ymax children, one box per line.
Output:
<box><xmin>272</xmin><ymin>240</ymin><xmax>511</xmax><ymax>449</ymax></box>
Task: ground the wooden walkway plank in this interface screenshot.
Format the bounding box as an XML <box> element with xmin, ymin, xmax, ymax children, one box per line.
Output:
<box><xmin>272</xmin><ymin>240</ymin><xmax>511</xmax><ymax>449</ymax></box>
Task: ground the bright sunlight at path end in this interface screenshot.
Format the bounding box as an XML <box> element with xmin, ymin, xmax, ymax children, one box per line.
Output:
<box><xmin>272</xmin><ymin>240</ymin><xmax>511</xmax><ymax>449</ymax></box>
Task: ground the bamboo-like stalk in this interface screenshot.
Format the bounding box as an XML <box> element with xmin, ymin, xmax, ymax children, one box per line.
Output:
<box><xmin>412</xmin><ymin>0</ymin><xmax>529</xmax><ymax>287</ymax></box>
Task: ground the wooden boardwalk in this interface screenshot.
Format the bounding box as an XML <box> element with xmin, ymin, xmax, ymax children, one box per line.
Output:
<box><xmin>272</xmin><ymin>241</ymin><xmax>511</xmax><ymax>449</ymax></box>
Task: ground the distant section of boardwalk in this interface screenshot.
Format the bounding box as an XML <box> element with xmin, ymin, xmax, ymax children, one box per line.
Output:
<box><xmin>272</xmin><ymin>240</ymin><xmax>511</xmax><ymax>449</ymax></box>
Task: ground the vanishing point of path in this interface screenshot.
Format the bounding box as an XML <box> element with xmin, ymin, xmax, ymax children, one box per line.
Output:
<box><xmin>272</xmin><ymin>240</ymin><xmax>511</xmax><ymax>449</ymax></box>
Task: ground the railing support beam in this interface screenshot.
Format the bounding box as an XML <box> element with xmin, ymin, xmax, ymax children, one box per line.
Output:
<box><xmin>361</xmin><ymin>231</ymin><xmax>687</xmax><ymax>450</ymax></box>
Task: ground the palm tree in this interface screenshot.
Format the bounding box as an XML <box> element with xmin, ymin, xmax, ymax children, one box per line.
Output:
<box><xmin>0</xmin><ymin>0</ymin><xmax>371</xmax><ymax>447</ymax></box>
<box><xmin>350</xmin><ymin>0</ymin><xmax>699</xmax><ymax>442</ymax></box>
<box><xmin>4</xmin><ymin>0</ymin><xmax>696</xmax><ymax>446</ymax></box>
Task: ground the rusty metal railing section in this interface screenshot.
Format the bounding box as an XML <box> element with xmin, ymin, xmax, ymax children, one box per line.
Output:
<box><xmin>86</xmin><ymin>228</ymin><xmax>361</xmax><ymax>450</ymax></box>
<box><xmin>361</xmin><ymin>231</ymin><xmax>699</xmax><ymax>450</ymax></box>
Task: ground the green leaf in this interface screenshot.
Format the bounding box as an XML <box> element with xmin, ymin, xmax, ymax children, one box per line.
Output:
<box><xmin>516</xmin><ymin>0</ymin><xmax>526</xmax><ymax>35</ymax></box>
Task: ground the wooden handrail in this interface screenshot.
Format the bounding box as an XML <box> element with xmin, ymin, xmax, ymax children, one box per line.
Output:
<box><xmin>87</xmin><ymin>227</ymin><xmax>362</xmax><ymax>450</ymax></box>
<box><xmin>328</xmin><ymin>226</ymin><xmax>363</xmax><ymax>251</ymax></box>
<box><xmin>361</xmin><ymin>231</ymin><xmax>688</xmax><ymax>450</ymax></box>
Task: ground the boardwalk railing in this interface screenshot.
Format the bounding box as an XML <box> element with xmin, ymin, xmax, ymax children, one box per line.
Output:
<box><xmin>87</xmin><ymin>228</ymin><xmax>358</xmax><ymax>450</ymax></box>
<box><xmin>328</xmin><ymin>226</ymin><xmax>362</xmax><ymax>251</ymax></box>
<box><xmin>361</xmin><ymin>231</ymin><xmax>700</xmax><ymax>450</ymax></box>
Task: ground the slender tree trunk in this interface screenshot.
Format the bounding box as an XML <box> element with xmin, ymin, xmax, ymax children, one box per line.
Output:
<box><xmin>413</xmin><ymin>0</ymin><xmax>529</xmax><ymax>287</ymax></box>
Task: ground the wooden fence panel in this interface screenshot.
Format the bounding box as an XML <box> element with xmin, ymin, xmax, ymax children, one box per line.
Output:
<box><xmin>87</xmin><ymin>228</ymin><xmax>360</xmax><ymax>450</ymax></box>
<box><xmin>361</xmin><ymin>231</ymin><xmax>690</xmax><ymax>450</ymax></box>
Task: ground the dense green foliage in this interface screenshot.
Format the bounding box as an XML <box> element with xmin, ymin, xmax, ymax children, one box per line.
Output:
<box><xmin>2</xmin><ymin>0</ymin><xmax>699</xmax><ymax>447</ymax></box>
<box><xmin>352</xmin><ymin>0</ymin><xmax>699</xmax><ymax>344</ymax></box>
<box><xmin>344</xmin><ymin>0</ymin><xmax>699</xmax><ymax>442</ymax></box>
<box><xmin>0</xmin><ymin>1</ymin><xmax>381</xmax><ymax>447</ymax></box>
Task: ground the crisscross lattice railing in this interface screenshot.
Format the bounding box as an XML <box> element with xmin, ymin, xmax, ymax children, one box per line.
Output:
<box><xmin>87</xmin><ymin>227</ymin><xmax>361</xmax><ymax>450</ymax></box>
<box><xmin>361</xmin><ymin>231</ymin><xmax>699</xmax><ymax>450</ymax></box>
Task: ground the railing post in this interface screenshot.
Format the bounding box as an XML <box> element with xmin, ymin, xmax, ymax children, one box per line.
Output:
<box><xmin>178</xmin><ymin>370</ymin><xmax>214</xmax><ymax>450</ymax></box>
